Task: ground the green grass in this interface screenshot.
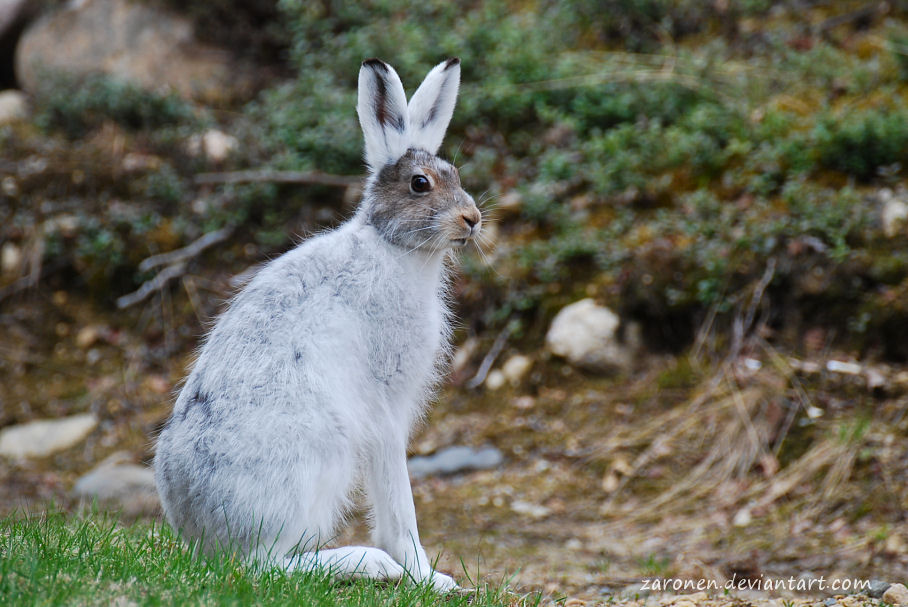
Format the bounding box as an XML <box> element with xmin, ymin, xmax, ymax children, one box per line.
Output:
<box><xmin>0</xmin><ymin>510</ymin><xmax>524</xmax><ymax>606</ymax></box>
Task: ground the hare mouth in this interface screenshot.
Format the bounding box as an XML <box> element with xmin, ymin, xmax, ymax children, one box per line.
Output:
<box><xmin>450</xmin><ymin>238</ymin><xmax>468</xmax><ymax>247</ymax></box>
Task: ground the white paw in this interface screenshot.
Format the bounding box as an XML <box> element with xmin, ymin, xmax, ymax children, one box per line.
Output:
<box><xmin>426</xmin><ymin>570</ymin><xmax>458</xmax><ymax>593</ymax></box>
<box><xmin>349</xmin><ymin>547</ymin><xmax>406</xmax><ymax>581</ymax></box>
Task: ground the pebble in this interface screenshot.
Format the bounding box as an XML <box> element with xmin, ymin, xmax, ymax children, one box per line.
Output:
<box><xmin>186</xmin><ymin>129</ymin><xmax>237</xmax><ymax>163</ymax></box>
<box><xmin>545</xmin><ymin>298</ymin><xmax>635</xmax><ymax>374</ymax></box>
<box><xmin>510</xmin><ymin>499</ymin><xmax>551</xmax><ymax>519</ymax></box>
<box><xmin>485</xmin><ymin>369</ymin><xmax>506</xmax><ymax>390</ymax></box>
<box><xmin>0</xmin><ymin>413</ymin><xmax>98</xmax><ymax>458</ymax></box>
<box><xmin>1</xmin><ymin>241</ymin><xmax>21</xmax><ymax>274</ymax></box>
<box><xmin>407</xmin><ymin>445</ymin><xmax>503</xmax><ymax>478</ymax></box>
<box><xmin>73</xmin><ymin>453</ymin><xmax>160</xmax><ymax>517</ymax></box>
<box><xmin>76</xmin><ymin>326</ymin><xmax>100</xmax><ymax>349</ymax></box>
<box><xmin>501</xmin><ymin>354</ymin><xmax>533</xmax><ymax>385</ymax></box>
<box><xmin>0</xmin><ymin>89</ymin><xmax>27</xmax><ymax>125</ymax></box>
<box><xmin>880</xmin><ymin>188</ymin><xmax>908</xmax><ymax>237</ymax></box>
<box><xmin>824</xmin><ymin>598</ymin><xmax>837</xmax><ymax>606</ymax></box>
<box><xmin>883</xmin><ymin>583</ymin><xmax>908</xmax><ymax>606</ymax></box>
<box><xmin>866</xmin><ymin>580</ymin><xmax>891</xmax><ymax>599</ymax></box>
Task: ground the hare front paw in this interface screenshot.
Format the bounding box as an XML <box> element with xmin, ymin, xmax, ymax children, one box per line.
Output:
<box><xmin>426</xmin><ymin>569</ymin><xmax>458</xmax><ymax>593</ymax></box>
<box><xmin>350</xmin><ymin>547</ymin><xmax>407</xmax><ymax>581</ymax></box>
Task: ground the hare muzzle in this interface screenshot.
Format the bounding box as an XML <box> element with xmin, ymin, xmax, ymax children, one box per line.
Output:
<box><xmin>452</xmin><ymin>203</ymin><xmax>481</xmax><ymax>247</ymax></box>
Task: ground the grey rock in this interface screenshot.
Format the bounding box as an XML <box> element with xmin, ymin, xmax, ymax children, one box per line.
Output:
<box><xmin>545</xmin><ymin>298</ymin><xmax>637</xmax><ymax>374</ymax></box>
<box><xmin>408</xmin><ymin>445</ymin><xmax>503</xmax><ymax>478</ymax></box>
<box><xmin>866</xmin><ymin>580</ymin><xmax>891</xmax><ymax>599</ymax></box>
<box><xmin>15</xmin><ymin>0</ymin><xmax>249</xmax><ymax>102</ymax></box>
<box><xmin>0</xmin><ymin>413</ymin><xmax>97</xmax><ymax>458</ymax></box>
<box><xmin>823</xmin><ymin>598</ymin><xmax>837</xmax><ymax>606</ymax></box>
<box><xmin>74</xmin><ymin>453</ymin><xmax>160</xmax><ymax>517</ymax></box>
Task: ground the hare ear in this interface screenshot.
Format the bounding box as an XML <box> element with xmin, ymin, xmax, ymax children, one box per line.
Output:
<box><xmin>358</xmin><ymin>59</ymin><xmax>410</xmax><ymax>171</ymax></box>
<box><xmin>407</xmin><ymin>58</ymin><xmax>460</xmax><ymax>155</ymax></box>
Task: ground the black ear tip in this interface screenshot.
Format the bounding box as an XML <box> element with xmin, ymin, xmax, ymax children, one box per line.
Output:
<box><xmin>363</xmin><ymin>58</ymin><xmax>389</xmax><ymax>71</ymax></box>
<box><xmin>444</xmin><ymin>57</ymin><xmax>461</xmax><ymax>69</ymax></box>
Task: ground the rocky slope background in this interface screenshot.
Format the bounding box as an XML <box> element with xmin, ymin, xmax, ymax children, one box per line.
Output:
<box><xmin>1</xmin><ymin>0</ymin><xmax>908</xmax><ymax>605</ymax></box>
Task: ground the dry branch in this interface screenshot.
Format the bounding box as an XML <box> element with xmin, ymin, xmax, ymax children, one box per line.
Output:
<box><xmin>138</xmin><ymin>227</ymin><xmax>233</xmax><ymax>273</ymax></box>
<box><xmin>116</xmin><ymin>262</ymin><xmax>187</xmax><ymax>309</ymax></box>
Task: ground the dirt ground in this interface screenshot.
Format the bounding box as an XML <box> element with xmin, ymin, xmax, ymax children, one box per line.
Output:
<box><xmin>1</xmin><ymin>278</ymin><xmax>907</xmax><ymax>607</ymax></box>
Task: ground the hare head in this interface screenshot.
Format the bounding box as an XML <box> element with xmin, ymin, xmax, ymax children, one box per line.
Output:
<box><xmin>357</xmin><ymin>58</ymin><xmax>481</xmax><ymax>253</ymax></box>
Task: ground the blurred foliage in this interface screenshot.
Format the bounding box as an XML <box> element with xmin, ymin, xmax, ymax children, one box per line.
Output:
<box><xmin>32</xmin><ymin>74</ymin><xmax>197</xmax><ymax>139</ymax></box>
<box><xmin>5</xmin><ymin>0</ymin><xmax>908</xmax><ymax>359</ymax></box>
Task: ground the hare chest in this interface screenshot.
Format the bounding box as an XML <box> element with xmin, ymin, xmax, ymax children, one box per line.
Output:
<box><xmin>361</xmin><ymin>276</ymin><xmax>446</xmax><ymax>413</ymax></box>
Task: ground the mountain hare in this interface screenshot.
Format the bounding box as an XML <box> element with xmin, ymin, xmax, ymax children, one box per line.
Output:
<box><xmin>154</xmin><ymin>58</ymin><xmax>480</xmax><ymax>592</ymax></box>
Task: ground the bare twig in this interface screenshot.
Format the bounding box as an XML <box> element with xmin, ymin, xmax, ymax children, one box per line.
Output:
<box><xmin>194</xmin><ymin>170</ymin><xmax>362</xmax><ymax>188</ymax></box>
<box><xmin>138</xmin><ymin>226</ymin><xmax>233</xmax><ymax>273</ymax></box>
<box><xmin>730</xmin><ymin>257</ymin><xmax>777</xmax><ymax>360</ymax></box>
<box><xmin>466</xmin><ymin>324</ymin><xmax>511</xmax><ymax>389</ymax></box>
<box><xmin>116</xmin><ymin>262</ymin><xmax>187</xmax><ymax>309</ymax></box>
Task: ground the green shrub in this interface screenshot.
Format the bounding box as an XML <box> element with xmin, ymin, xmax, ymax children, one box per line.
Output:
<box><xmin>34</xmin><ymin>73</ymin><xmax>196</xmax><ymax>139</ymax></box>
<box><xmin>813</xmin><ymin>107</ymin><xmax>908</xmax><ymax>181</ymax></box>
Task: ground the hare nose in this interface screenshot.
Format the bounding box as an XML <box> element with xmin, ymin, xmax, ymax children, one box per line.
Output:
<box><xmin>461</xmin><ymin>209</ymin><xmax>481</xmax><ymax>231</ymax></box>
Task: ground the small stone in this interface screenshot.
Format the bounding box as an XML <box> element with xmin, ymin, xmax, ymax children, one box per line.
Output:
<box><xmin>806</xmin><ymin>405</ymin><xmax>824</xmax><ymax>419</ymax></box>
<box><xmin>826</xmin><ymin>360</ymin><xmax>862</xmax><ymax>375</ymax></box>
<box><xmin>1</xmin><ymin>175</ymin><xmax>17</xmax><ymax>197</ymax></box>
<box><xmin>883</xmin><ymin>583</ymin><xmax>908</xmax><ymax>606</ymax></box>
<box><xmin>187</xmin><ymin>129</ymin><xmax>237</xmax><ymax>163</ymax></box>
<box><xmin>823</xmin><ymin>598</ymin><xmax>837</xmax><ymax>606</ymax></box>
<box><xmin>601</xmin><ymin>472</ymin><xmax>619</xmax><ymax>492</ymax></box>
<box><xmin>1</xmin><ymin>241</ymin><xmax>21</xmax><ymax>274</ymax></box>
<box><xmin>565</xmin><ymin>538</ymin><xmax>583</xmax><ymax>550</ymax></box>
<box><xmin>407</xmin><ymin>445</ymin><xmax>503</xmax><ymax>478</ymax></box>
<box><xmin>73</xmin><ymin>453</ymin><xmax>160</xmax><ymax>517</ymax></box>
<box><xmin>884</xmin><ymin>533</ymin><xmax>906</xmax><ymax>554</ymax></box>
<box><xmin>0</xmin><ymin>413</ymin><xmax>98</xmax><ymax>458</ymax></box>
<box><xmin>76</xmin><ymin>326</ymin><xmax>100</xmax><ymax>349</ymax></box>
<box><xmin>501</xmin><ymin>354</ymin><xmax>532</xmax><ymax>385</ymax></box>
<box><xmin>866</xmin><ymin>580</ymin><xmax>890</xmax><ymax>598</ymax></box>
<box><xmin>545</xmin><ymin>298</ymin><xmax>635</xmax><ymax>374</ymax></box>
<box><xmin>0</xmin><ymin>90</ymin><xmax>27</xmax><ymax>125</ymax></box>
<box><xmin>122</xmin><ymin>152</ymin><xmax>162</xmax><ymax>172</ymax></box>
<box><xmin>510</xmin><ymin>499</ymin><xmax>551</xmax><ymax>519</ymax></box>
<box><xmin>881</xmin><ymin>189</ymin><xmax>908</xmax><ymax>238</ymax></box>
<box><xmin>733</xmin><ymin>507</ymin><xmax>752</xmax><ymax>527</ymax></box>
<box><xmin>512</xmin><ymin>395</ymin><xmax>536</xmax><ymax>410</ymax></box>
<box><xmin>485</xmin><ymin>369</ymin><xmax>506</xmax><ymax>390</ymax></box>
<box><xmin>865</xmin><ymin>367</ymin><xmax>887</xmax><ymax>390</ymax></box>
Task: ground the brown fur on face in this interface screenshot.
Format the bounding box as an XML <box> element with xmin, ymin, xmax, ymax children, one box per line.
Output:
<box><xmin>365</xmin><ymin>148</ymin><xmax>481</xmax><ymax>252</ymax></box>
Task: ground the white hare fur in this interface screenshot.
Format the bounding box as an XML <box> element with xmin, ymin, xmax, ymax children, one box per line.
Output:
<box><xmin>154</xmin><ymin>58</ymin><xmax>479</xmax><ymax>592</ymax></box>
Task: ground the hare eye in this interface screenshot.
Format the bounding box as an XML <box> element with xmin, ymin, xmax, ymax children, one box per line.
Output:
<box><xmin>410</xmin><ymin>175</ymin><xmax>432</xmax><ymax>193</ymax></box>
